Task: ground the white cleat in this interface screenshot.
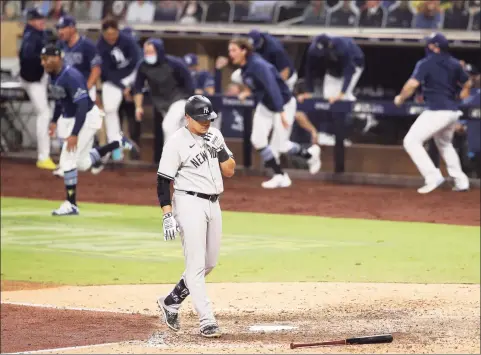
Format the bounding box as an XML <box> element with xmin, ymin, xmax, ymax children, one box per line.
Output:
<box><xmin>261</xmin><ymin>173</ymin><xmax>292</xmax><ymax>189</ymax></box>
<box><xmin>91</xmin><ymin>152</ymin><xmax>110</xmax><ymax>175</ymax></box>
<box><xmin>307</xmin><ymin>145</ymin><xmax>321</xmax><ymax>175</ymax></box>
<box><xmin>417</xmin><ymin>177</ymin><xmax>445</xmax><ymax>194</ymax></box>
<box><xmin>52</xmin><ymin>200</ymin><xmax>79</xmax><ymax>216</ymax></box>
<box><xmin>53</xmin><ymin>168</ymin><xmax>64</xmax><ymax>178</ymax></box>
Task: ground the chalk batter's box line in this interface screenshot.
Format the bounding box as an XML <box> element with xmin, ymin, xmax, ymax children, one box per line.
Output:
<box><xmin>6</xmin><ymin>342</ymin><xmax>127</xmax><ymax>354</ymax></box>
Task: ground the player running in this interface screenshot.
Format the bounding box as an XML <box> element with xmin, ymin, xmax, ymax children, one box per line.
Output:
<box><xmin>156</xmin><ymin>95</ymin><xmax>235</xmax><ymax>338</ymax></box>
<box><xmin>394</xmin><ymin>32</ymin><xmax>472</xmax><ymax>194</ymax></box>
<box><xmin>228</xmin><ymin>37</ymin><xmax>320</xmax><ymax>188</ymax></box>
<box><xmin>41</xmin><ymin>44</ymin><xmax>137</xmax><ymax>216</ymax></box>
<box><xmin>96</xmin><ymin>17</ymin><xmax>140</xmax><ymax>160</ymax></box>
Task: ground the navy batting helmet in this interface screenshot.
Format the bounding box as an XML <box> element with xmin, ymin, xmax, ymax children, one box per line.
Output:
<box><xmin>185</xmin><ymin>95</ymin><xmax>217</xmax><ymax>122</ymax></box>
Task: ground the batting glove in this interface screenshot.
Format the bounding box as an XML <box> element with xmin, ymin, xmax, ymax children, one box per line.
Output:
<box><xmin>202</xmin><ymin>132</ymin><xmax>224</xmax><ymax>152</ymax></box>
<box><xmin>162</xmin><ymin>212</ymin><xmax>179</xmax><ymax>241</ymax></box>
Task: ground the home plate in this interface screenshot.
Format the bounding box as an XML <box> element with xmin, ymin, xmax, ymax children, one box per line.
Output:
<box><xmin>249</xmin><ymin>325</ymin><xmax>298</xmax><ymax>332</ymax></box>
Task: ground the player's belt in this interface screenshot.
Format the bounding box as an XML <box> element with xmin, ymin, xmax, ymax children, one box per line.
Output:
<box><xmin>182</xmin><ymin>190</ymin><xmax>219</xmax><ymax>202</ymax></box>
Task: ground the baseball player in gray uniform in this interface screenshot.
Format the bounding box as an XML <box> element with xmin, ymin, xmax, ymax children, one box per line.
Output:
<box><xmin>156</xmin><ymin>95</ymin><xmax>235</xmax><ymax>338</ymax></box>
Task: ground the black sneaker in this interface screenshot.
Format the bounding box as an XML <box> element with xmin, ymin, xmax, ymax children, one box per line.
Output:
<box><xmin>200</xmin><ymin>324</ymin><xmax>221</xmax><ymax>338</ymax></box>
<box><xmin>157</xmin><ymin>298</ymin><xmax>180</xmax><ymax>332</ymax></box>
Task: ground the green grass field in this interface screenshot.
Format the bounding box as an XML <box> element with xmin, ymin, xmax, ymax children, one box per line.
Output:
<box><xmin>1</xmin><ymin>197</ymin><xmax>479</xmax><ymax>285</ymax></box>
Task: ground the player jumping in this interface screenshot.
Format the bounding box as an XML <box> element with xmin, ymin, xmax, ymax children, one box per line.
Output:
<box><xmin>394</xmin><ymin>32</ymin><xmax>472</xmax><ymax>194</ymax></box>
<box><xmin>96</xmin><ymin>17</ymin><xmax>140</xmax><ymax>161</ymax></box>
<box><xmin>227</xmin><ymin>37</ymin><xmax>320</xmax><ymax>188</ymax></box>
<box><xmin>41</xmin><ymin>44</ymin><xmax>137</xmax><ymax>216</ymax></box>
<box><xmin>156</xmin><ymin>95</ymin><xmax>235</xmax><ymax>338</ymax></box>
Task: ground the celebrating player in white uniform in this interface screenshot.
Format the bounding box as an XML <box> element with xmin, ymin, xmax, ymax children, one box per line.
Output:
<box><xmin>228</xmin><ymin>37</ymin><xmax>320</xmax><ymax>188</ymax></box>
<box><xmin>394</xmin><ymin>33</ymin><xmax>471</xmax><ymax>194</ymax></box>
<box><xmin>156</xmin><ymin>95</ymin><xmax>235</xmax><ymax>338</ymax></box>
<box><xmin>41</xmin><ymin>44</ymin><xmax>137</xmax><ymax>216</ymax></box>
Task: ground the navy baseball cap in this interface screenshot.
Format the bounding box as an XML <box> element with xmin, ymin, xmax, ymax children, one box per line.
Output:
<box><xmin>248</xmin><ymin>30</ymin><xmax>263</xmax><ymax>49</ymax></box>
<box><xmin>184</xmin><ymin>53</ymin><xmax>198</xmax><ymax>66</ymax></box>
<box><xmin>26</xmin><ymin>7</ymin><xmax>45</xmax><ymax>20</ymax></box>
<box><xmin>465</xmin><ymin>63</ymin><xmax>480</xmax><ymax>76</ymax></box>
<box><xmin>41</xmin><ymin>43</ymin><xmax>63</xmax><ymax>57</ymax></box>
<box><xmin>56</xmin><ymin>15</ymin><xmax>76</xmax><ymax>29</ymax></box>
<box><xmin>425</xmin><ymin>32</ymin><xmax>449</xmax><ymax>50</ymax></box>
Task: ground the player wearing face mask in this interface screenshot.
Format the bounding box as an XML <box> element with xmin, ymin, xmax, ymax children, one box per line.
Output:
<box><xmin>133</xmin><ymin>38</ymin><xmax>194</xmax><ymax>162</ymax></box>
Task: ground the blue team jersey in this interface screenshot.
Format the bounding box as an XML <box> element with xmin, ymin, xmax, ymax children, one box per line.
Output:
<box><xmin>306</xmin><ymin>35</ymin><xmax>364</xmax><ymax>92</ymax></box>
<box><xmin>241</xmin><ymin>53</ymin><xmax>292</xmax><ymax>112</ymax></box>
<box><xmin>49</xmin><ymin>65</ymin><xmax>93</xmax><ymax>118</ymax></box>
<box><xmin>192</xmin><ymin>70</ymin><xmax>215</xmax><ymax>91</ymax></box>
<box><xmin>411</xmin><ymin>52</ymin><xmax>469</xmax><ymax>111</ymax></box>
<box><xmin>60</xmin><ymin>36</ymin><xmax>102</xmax><ymax>81</ymax></box>
<box><xmin>257</xmin><ymin>33</ymin><xmax>295</xmax><ymax>78</ymax></box>
<box><xmin>97</xmin><ymin>32</ymin><xmax>140</xmax><ymax>89</ymax></box>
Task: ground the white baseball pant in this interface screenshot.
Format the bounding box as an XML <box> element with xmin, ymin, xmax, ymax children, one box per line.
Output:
<box><xmin>323</xmin><ymin>67</ymin><xmax>363</xmax><ymax>100</ymax></box>
<box><xmin>56</xmin><ymin>105</ymin><xmax>103</xmax><ymax>172</ymax></box>
<box><xmin>162</xmin><ymin>99</ymin><xmax>187</xmax><ymax>142</ymax></box>
<box><xmin>285</xmin><ymin>71</ymin><xmax>298</xmax><ymax>92</ymax></box>
<box><xmin>101</xmin><ymin>71</ymin><xmax>136</xmax><ymax>142</ymax></box>
<box><xmin>89</xmin><ymin>86</ymin><xmax>96</xmax><ymax>102</ymax></box>
<box><xmin>172</xmin><ymin>191</ymin><xmax>222</xmax><ymax>329</ymax></box>
<box><xmin>251</xmin><ymin>97</ymin><xmax>297</xmax><ymax>157</ymax></box>
<box><xmin>20</xmin><ymin>73</ymin><xmax>51</xmax><ymax>161</ymax></box>
<box><xmin>403</xmin><ymin>110</ymin><xmax>469</xmax><ymax>187</ymax></box>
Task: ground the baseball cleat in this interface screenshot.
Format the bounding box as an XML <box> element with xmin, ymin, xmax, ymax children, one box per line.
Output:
<box><xmin>91</xmin><ymin>152</ymin><xmax>110</xmax><ymax>175</ymax></box>
<box><xmin>53</xmin><ymin>168</ymin><xmax>64</xmax><ymax>178</ymax></box>
<box><xmin>306</xmin><ymin>144</ymin><xmax>321</xmax><ymax>175</ymax></box>
<box><xmin>261</xmin><ymin>173</ymin><xmax>292</xmax><ymax>189</ymax></box>
<box><xmin>200</xmin><ymin>324</ymin><xmax>222</xmax><ymax>338</ymax></box>
<box><xmin>118</xmin><ymin>132</ymin><xmax>139</xmax><ymax>153</ymax></box>
<box><xmin>36</xmin><ymin>157</ymin><xmax>57</xmax><ymax>170</ymax></box>
<box><xmin>52</xmin><ymin>200</ymin><xmax>79</xmax><ymax>216</ymax></box>
<box><xmin>417</xmin><ymin>177</ymin><xmax>445</xmax><ymax>194</ymax></box>
<box><xmin>452</xmin><ymin>186</ymin><xmax>470</xmax><ymax>192</ymax></box>
<box><xmin>157</xmin><ymin>298</ymin><xmax>180</xmax><ymax>332</ymax></box>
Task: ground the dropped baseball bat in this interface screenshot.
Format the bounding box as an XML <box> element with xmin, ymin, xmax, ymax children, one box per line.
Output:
<box><xmin>289</xmin><ymin>334</ymin><xmax>393</xmax><ymax>349</ymax></box>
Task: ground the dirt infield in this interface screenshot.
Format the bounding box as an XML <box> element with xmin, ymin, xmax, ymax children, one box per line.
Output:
<box><xmin>1</xmin><ymin>159</ymin><xmax>480</xmax><ymax>354</ymax></box>
<box><xmin>1</xmin><ymin>283</ymin><xmax>480</xmax><ymax>354</ymax></box>
<box><xmin>1</xmin><ymin>304</ymin><xmax>159</xmax><ymax>353</ymax></box>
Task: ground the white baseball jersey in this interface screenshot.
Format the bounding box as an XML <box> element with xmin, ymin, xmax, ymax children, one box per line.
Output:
<box><xmin>157</xmin><ymin>126</ymin><xmax>233</xmax><ymax>195</ymax></box>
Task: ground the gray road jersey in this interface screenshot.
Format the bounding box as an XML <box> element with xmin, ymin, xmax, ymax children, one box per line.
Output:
<box><xmin>157</xmin><ymin>126</ymin><xmax>233</xmax><ymax>195</ymax></box>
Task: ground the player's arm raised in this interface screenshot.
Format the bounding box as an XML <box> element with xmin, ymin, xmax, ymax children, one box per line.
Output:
<box><xmin>203</xmin><ymin>130</ymin><xmax>236</xmax><ymax>177</ymax></box>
